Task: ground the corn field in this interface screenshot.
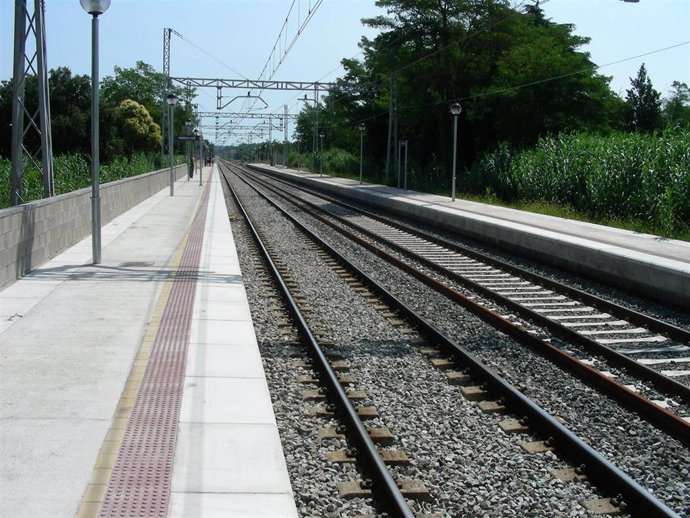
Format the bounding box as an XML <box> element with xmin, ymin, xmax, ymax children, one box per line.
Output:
<box><xmin>466</xmin><ymin>129</ymin><xmax>690</xmax><ymax>237</ymax></box>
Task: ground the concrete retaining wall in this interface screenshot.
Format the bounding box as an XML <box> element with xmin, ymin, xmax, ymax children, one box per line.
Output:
<box><xmin>0</xmin><ymin>165</ymin><xmax>186</xmax><ymax>290</ymax></box>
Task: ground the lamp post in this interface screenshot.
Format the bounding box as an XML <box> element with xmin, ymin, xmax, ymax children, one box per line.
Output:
<box><xmin>166</xmin><ymin>93</ymin><xmax>178</xmax><ymax>196</ymax></box>
<box><xmin>296</xmin><ymin>141</ymin><xmax>300</xmax><ymax>172</ymax></box>
<box><xmin>319</xmin><ymin>131</ymin><xmax>324</xmax><ymax>176</ymax></box>
<box><xmin>185</xmin><ymin>119</ymin><xmax>192</xmax><ymax>180</ymax></box>
<box><xmin>358</xmin><ymin>123</ymin><xmax>365</xmax><ymax>185</ymax></box>
<box><xmin>450</xmin><ymin>102</ymin><xmax>462</xmax><ymax>202</ymax></box>
<box><xmin>397</xmin><ymin>139</ymin><xmax>402</xmax><ymax>189</ymax></box>
<box><xmin>80</xmin><ymin>0</ymin><xmax>111</xmax><ymax>265</ymax></box>
<box><xmin>194</xmin><ymin>128</ymin><xmax>202</xmax><ymax>186</ymax></box>
<box><xmin>402</xmin><ymin>139</ymin><xmax>408</xmax><ymax>190</ymax></box>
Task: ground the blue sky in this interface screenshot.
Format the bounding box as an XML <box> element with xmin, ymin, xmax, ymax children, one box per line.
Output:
<box><xmin>1</xmin><ymin>0</ymin><xmax>688</xmax><ymax>143</ymax></box>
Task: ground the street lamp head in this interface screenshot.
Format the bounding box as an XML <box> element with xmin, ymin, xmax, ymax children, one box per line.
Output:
<box><xmin>166</xmin><ymin>93</ymin><xmax>179</xmax><ymax>106</ymax></box>
<box><xmin>319</xmin><ymin>132</ymin><xmax>324</xmax><ymax>138</ymax></box>
<box><xmin>79</xmin><ymin>0</ymin><xmax>111</xmax><ymax>15</ymax></box>
<box><xmin>358</xmin><ymin>123</ymin><xmax>365</xmax><ymax>131</ymax></box>
<box><xmin>450</xmin><ymin>102</ymin><xmax>462</xmax><ymax>116</ymax></box>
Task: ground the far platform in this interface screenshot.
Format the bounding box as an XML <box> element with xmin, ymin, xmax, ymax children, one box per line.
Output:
<box><xmin>248</xmin><ymin>163</ymin><xmax>690</xmax><ymax>310</ymax></box>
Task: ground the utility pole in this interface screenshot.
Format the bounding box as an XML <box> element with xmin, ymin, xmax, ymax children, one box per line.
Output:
<box><xmin>385</xmin><ymin>75</ymin><xmax>394</xmax><ymax>181</ymax></box>
<box><xmin>11</xmin><ymin>0</ymin><xmax>54</xmax><ymax>205</ymax></box>
<box><xmin>268</xmin><ymin>116</ymin><xmax>273</xmax><ymax>165</ymax></box>
<box><xmin>162</xmin><ymin>28</ymin><xmax>172</xmax><ymax>164</ymax></box>
<box><xmin>284</xmin><ymin>104</ymin><xmax>289</xmax><ymax>167</ymax></box>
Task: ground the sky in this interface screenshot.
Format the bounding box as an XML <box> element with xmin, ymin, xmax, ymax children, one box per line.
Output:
<box><xmin>1</xmin><ymin>0</ymin><xmax>688</xmax><ymax>144</ymax></box>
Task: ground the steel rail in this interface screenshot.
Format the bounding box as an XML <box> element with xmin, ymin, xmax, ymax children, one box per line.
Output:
<box><xmin>222</xmin><ymin>161</ymin><xmax>681</xmax><ymax>518</ymax></box>
<box><xmin>232</xmin><ymin>164</ymin><xmax>690</xmax><ymax>447</ymax></box>
<box><xmin>218</xmin><ymin>164</ymin><xmax>414</xmax><ymax>518</ymax></box>
<box><xmin>243</xmin><ymin>166</ymin><xmax>690</xmax><ymax>403</ymax></box>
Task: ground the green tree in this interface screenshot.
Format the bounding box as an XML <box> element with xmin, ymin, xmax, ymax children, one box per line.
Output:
<box><xmin>101</xmin><ymin>61</ymin><xmax>195</xmax><ymax>148</ymax></box>
<box><xmin>101</xmin><ymin>61</ymin><xmax>166</xmax><ymax>122</ymax></box>
<box><xmin>625</xmin><ymin>63</ymin><xmax>662</xmax><ymax>132</ymax></box>
<box><xmin>49</xmin><ymin>67</ymin><xmax>92</xmax><ymax>155</ymax></box>
<box><xmin>115</xmin><ymin>99</ymin><xmax>161</xmax><ymax>158</ymax></box>
<box><xmin>0</xmin><ymin>67</ymin><xmax>92</xmax><ymax>158</ymax></box>
<box><xmin>302</xmin><ymin>0</ymin><xmax>622</xmax><ymax>187</ymax></box>
<box><xmin>663</xmin><ymin>81</ymin><xmax>690</xmax><ymax>129</ymax></box>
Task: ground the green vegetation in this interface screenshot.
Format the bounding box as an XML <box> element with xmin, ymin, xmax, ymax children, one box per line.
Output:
<box><xmin>0</xmin><ymin>61</ymin><xmax>198</xmax><ymax>206</ymax></box>
<box><xmin>0</xmin><ymin>153</ymin><xmax>181</xmax><ymax>209</ymax></box>
<box><xmin>464</xmin><ymin>129</ymin><xmax>690</xmax><ymax>238</ymax></box>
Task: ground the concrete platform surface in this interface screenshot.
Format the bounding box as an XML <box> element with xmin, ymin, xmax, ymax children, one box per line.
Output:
<box><xmin>0</xmin><ymin>166</ymin><xmax>297</xmax><ymax>517</ymax></box>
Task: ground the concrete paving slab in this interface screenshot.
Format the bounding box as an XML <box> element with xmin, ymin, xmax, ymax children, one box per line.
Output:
<box><xmin>180</xmin><ymin>377</ymin><xmax>276</xmax><ymax>424</ymax></box>
<box><xmin>192</xmin><ymin>299</ymin><xmax>254</xmax><ymax>320</ymax></box>
<box><xmin>168</xmin><ymin>492</ymin><xmax>299</xmax><ymax>518</ymax></box>
<box><xmin>0</xmin><ymin>418</ymin><xmax>109</xmax><ymax>518</ymax></box>
<box><xmin>188</xmin><ymin>318</ymin><xmax>259</xmax><ymax>345</ymax></box>
<box><xmin>194</xmin><ymin>281</ymin><xmax>246</xmax><ymax>299</ymax></box>
<box><xmin>192</xmin><ymin>301</ymin><xmax>253</xmax><ymax>322</ymax></box>
<box><xmin>171</xmin><ymin>423</ymin><xmax>293</xmax><ymax>494</ymax></box>
<box><xmin>185</xmin><ymin>343</ymin><xmax>266</xmax><ymax>379</ymax></box>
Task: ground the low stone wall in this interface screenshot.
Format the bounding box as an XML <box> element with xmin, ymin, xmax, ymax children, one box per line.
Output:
<box><xmin>0</xmin><ymin>165</ymin><xmax>186</xmax><ymax>290</ymax></box>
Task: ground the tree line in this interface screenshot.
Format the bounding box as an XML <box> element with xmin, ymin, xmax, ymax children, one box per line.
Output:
<box><xmin>0</xmin><ymin>61</ymin><xmax>195</xmax><ymax>165</ymax></box>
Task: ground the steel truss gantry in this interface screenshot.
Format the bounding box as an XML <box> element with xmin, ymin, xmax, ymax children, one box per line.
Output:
<box><xmin>170</xmin><ymin>77</ymin><xmax>333</xmax><ymax>91</ymax></box>
<box><xmin>196</xmin><ymin>111</ymin><xmax>299</xmax><ymax>121</ymax></box>
<box><xmin>170</xmin><ymin>77</ymin><xmax>333</xmax><ymax>111</ymax></box>
<box><xmin>10</xmin><ymin>0</ymin><xmax>53</xmax><ymax>206</ymax></box>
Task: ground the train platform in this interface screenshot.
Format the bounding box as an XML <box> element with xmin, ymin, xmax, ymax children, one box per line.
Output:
<box><xmin>250</xmin><ymin>164</ymin><xmax>690</xmax><ymax>309</ymax></box>
<box><xmin>0</xmin><ymin>165</ymin><xmax>298</xmax><ymax>518</ymax></box>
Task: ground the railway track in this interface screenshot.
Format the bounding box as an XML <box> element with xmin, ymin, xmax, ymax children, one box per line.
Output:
<box><xmin>219</xmin><ymin>160</ymin><xmax>685</xmax><ymax>517</ymax></box>
<box><xmin>234</xmin><ymin>164</ymin><xmax>690</xmax><ymax>432</ymax></box>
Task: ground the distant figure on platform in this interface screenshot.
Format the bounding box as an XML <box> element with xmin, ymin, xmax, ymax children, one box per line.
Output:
<box><xmin>188</xmin><ymin>157</ymin><xmax>194</xmax><ymax>179</ymax></box>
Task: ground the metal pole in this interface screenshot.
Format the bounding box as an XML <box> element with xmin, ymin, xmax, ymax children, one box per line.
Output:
<box><xmin>268</xmin><ymin>116</ymin><xmax>273</xmax><ymax>166</ymax></box>
<box><xmin>284</xmin><ymin>104</ymin><xmax>288</xmax><ymax>167</ymax></box>
<box><xmin>452</xmin><ymin>114</ymin><xmax>458</xmax><ymax>202</ymax></box>
<box><xmin>168</xmin><ymin>104</ymin><xmax>174</xmax><ymax>196</ymax></box>
<box><xmin>198</xmin><ymin>136</ymin><xmax>203</xmax><ymax>186</ymax></box>
<box><xmin>319</xmin><ymin>134</ymin><xmax>323</xmax><ymax>176</ymax></box>
<box><xmin>10</xmin><ymin>0</ymin><xmax>26</xmax><ymax>206</ymax></box>
<box><xmin>404</xmin><ymin>140</ymin><xmax>408</xmax><ymax>190</ymax></box>
<box><xmin>35</xmin><ymin>0</ymin><xmax>53</xmax><ymax>198</ymax></box>
<box><xmin>91</xmin><ymin>14</ymin><xmax>102</xmax><ymax>264</ymax></box>
<box><xmin>385</xmin><ymin>75</ymin><xmax>393</xmax><ymax>181</ymax></box>
<box><xmin>359</xmin><ymin>129</ymin><xmax>364</xmax><ymax>185</ymax></box>
<box><xmin>397</xmin><ymin>140</ymin><xmax>402</xmax><ymax>189</ymax></box>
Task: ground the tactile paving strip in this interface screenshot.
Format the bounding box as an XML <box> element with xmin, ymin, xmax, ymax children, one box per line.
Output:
<box><xmin>99</xmin><ymin>183</ymin><xmax>211</xmax><ymax>517</ymax></box>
